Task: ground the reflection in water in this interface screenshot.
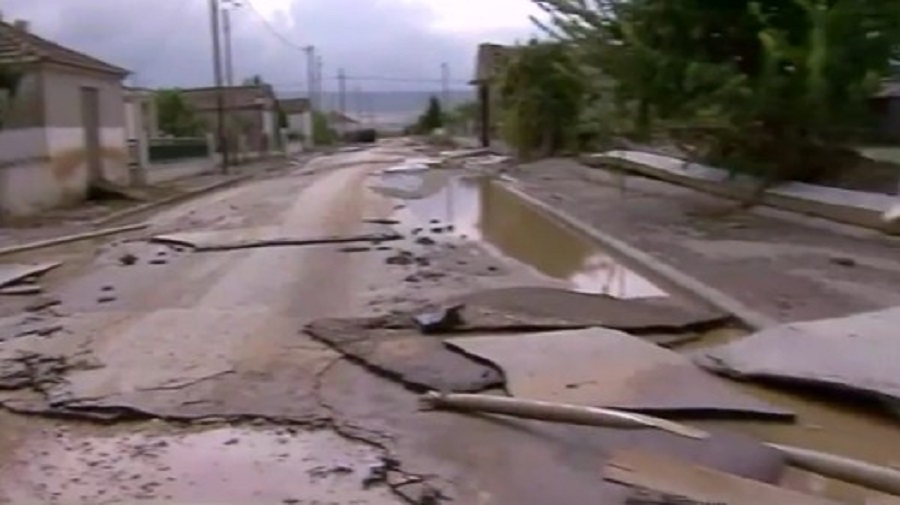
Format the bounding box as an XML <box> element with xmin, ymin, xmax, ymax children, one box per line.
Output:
<box><xmin>400</xmin><ymin>176</ymin><xmax>666</xmax><ymax>298</ymax></box>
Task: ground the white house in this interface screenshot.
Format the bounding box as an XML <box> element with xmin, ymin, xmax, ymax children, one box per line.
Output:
<box><xmin>0</xmin><ymin>18</ymin><xmax>131</xmax><ymax>216</ymax></box>
<box><xmin>279</xmin><ymin>97</ymin><xmax>311</xmax><ymax>147</ymax></box>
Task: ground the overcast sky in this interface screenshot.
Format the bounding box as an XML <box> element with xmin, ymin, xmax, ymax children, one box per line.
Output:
<box><xmin>1</xmin><ymin>0</ymin><xmax>545</xmax><ymax>93</ymax></box>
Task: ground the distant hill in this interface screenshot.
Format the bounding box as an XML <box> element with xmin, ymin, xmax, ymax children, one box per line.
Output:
<box><xmin>277</xmin><ymin>90</ymin><xmax>476</xmax><ymax>129</ymax></box>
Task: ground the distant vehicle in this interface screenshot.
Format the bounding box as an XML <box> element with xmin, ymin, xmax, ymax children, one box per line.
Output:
<box><xmin>343</xmin><ymin>128</ymin><xmax>377</xmax><ymax>143</ymax></box>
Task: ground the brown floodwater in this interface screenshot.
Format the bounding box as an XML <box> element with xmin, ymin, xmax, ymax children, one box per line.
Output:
<box><xmin>389</xmin><ymin>174</ymin><xmax>667</xmax><ymax>299</ymax></box>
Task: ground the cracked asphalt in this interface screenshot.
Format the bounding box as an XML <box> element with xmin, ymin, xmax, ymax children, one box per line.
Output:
<box><xmin>0</xmin><ymin>142</ymin><xmax>588</xmax><ymax>504</ymax></box>
<box><xmin>6</xmin><ymin>142</ymin><xmax>884</xmax><ymax>504</ymax></box>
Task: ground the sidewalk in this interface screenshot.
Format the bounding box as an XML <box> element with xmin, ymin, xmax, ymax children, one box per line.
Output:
<box><xmin>0</xmin><ymin>155</ymin><xmax>293</xmax><ymax>250</ymax></box>
<box><xmin>511</xmin><ymin>158</ymin><xmax>900</xmax><ymax>323</ymax></box>
<box><xmin>592</xmin><ymin>150</ymin><xmax>900</xmax><ymax>233</ymax></box>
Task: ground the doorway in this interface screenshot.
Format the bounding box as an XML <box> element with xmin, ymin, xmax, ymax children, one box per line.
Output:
<box><xmin>80</xmin><ymin>86</ymin><xmax>102</xmax><ymax>182</ymax></box>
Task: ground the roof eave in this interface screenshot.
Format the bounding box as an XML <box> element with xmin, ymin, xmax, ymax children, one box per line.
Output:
<box><xmin>43</xmin><ymin>58</ymin><xmax>130</xmax><ymax>79</ymax></box>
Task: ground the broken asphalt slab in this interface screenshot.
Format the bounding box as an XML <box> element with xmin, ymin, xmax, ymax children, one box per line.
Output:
<box><xmin>0</xmin><ymin>262</ymin><xmax>61</xmax><ymax>289</ymax></box>
<box><xmin>150</xmin><ymin>225</ymin><xmax>401</xmax><ymax>252</ymax></box>
<box><xmin>0</xmin><ymin>308</ymin><xmax>333</xmax><ymax>422</ymax></box>
<box><xmin>432</xmin><ymin>287</ymin><xmax>732</xmax><ymax>334</ymax></box>
<box><xmin>0</xmin><ymin>313</ymin><xmax>63</xmax><ymax>344</ymax></box>
<box><xmin>304</xmin><ymin>316</ymin><xmax>503</xmax><ymax>393</ymax></box>
<box><xmin>696</xmin><ymin>306</ymin><xmax>900</xmax><ymax>413</ymax></box>
<box><xmin>318</xmin><ymin>358</ymin><xmax>789</xmax><ymax>505</ymax></box>
<box><xmin>446</xmin><ymin>328</ymin><xmax>792</xmax><ymax>420</ymax></box>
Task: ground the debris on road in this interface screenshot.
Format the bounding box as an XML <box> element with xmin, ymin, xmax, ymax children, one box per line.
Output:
<box><xmin>152</xmin><ymin>226</ymin><xmax>403</xmax><ymax>252</ymax></box>
<box><xmin>768</xmin><ymin>443</ymin><xmax>900</xmax><ymax>497</ymax></box>
<box><xmin>23</xmin><ymin>296</ymin><xmax>61</xmax><ymax>312</ymax></box>
<box><xmin>604</xmin><ymin>449</ymin><xmax>840</xmax><ymax>505</ymax></box>
<box><xmin>419</xmin><ymin>286</ymin><xmax>730</xmax><ymax>334</ymax></box>
<box><xmin>364</xmin><ymin>218</ymin><xmax>401</xmax><ymax>225</ymax></box>
<box><xmin>0</xmin><ymin>313</ymin><xmax>64</xmax><ymax>343</ymax></box>
<box><xmin>446</xmin><ymin>328</ymin><xmax>792</xmax><ymax>419</ymax></box>
<box><xmin>118</xmin><ymin>253</ymin><xmax>139</xmax><ymax>266</ymax></box>
<box><xmin>420</xmin><ymin>392</ymin><xmax>707</xmax><ymax>439</ymax></box>
<box><xmin>305</xmin><ymin>316</ymin><xmax>503</xmax><ymax>392</ymax></box>
<box><xmin>0</xmin><ymin>284</ymin><xmax>42</xmax><ymax>296</ymax></box>
<box><xmin>696</xmin><ymin>306</ymin><xmax>900</xmax><ymax>415</ymax></box>
<box><xmin>338</xmin><ymin>246</ymin><xmax>373</xmax><ymax>253</ymax></box>
<box><xmin>0</xmin><ymin>262</ymin><xmax>61</xmax><ymax>290</ymax></box>
<box><xmin>413</xmin><ymin>306</ymin><xmax>463</xmax><ymax>334</ymax></box>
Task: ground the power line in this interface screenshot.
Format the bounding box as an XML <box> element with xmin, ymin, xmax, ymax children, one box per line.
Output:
<box><xmin>130</xmin><ymin>0</ymin><xmax>201</xmax><ymax>84</ymax></box>
<box><xmin>241</xmin><ymin>0</ymin><xmax>307</xmax><ymax>51</ymax></box>
<box><xmin>268</xmin><ymin>74</ymin><xmax>470</xmax><ymax>87</ymax></box>
<box><xmin>339</xmin><ymin>75</ymin><xmax>469</xmax><ymax>84</ymax></box>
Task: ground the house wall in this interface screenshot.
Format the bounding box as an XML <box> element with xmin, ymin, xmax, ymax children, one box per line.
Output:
<box><xmin>0</xmin><ymin>69</ymin><xmax>54</xmax><ymax>215</ymax></box>
<box><xmin>0</xmin><ymin>64</ymin><xmax>128</xmax><ymax>216</ymax></box>
<box><xmin>196</xmin><ymin>107</ymin><xmax>271</xmax><ymax>152</ymax></box>
<box><xmin>287</xmin><ymin>111</ymin><xmax>311</xmax><ymax>136</ymax></box>
<box><xmin>0</xmin><ymin>70</ymin><xmax>47</xmax><ymax>166</ymax></box>
<box><xmin>41</xmin><ymin>63</ymin><xmax>129</xmax><ymax>185</ymax></box>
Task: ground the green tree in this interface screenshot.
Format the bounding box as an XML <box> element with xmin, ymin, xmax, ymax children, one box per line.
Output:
<box><xmin>497</xmin><ymin>39</ymin><xmax>587</xmax><ymax>158</ymax></box>
<box><xmin>243</xmin><ymin>74</ymin><xmax>264</xmax><ymax>86</ymax></box>
<box><xmin>534</xmin><ymin>0</ymin><xmax>900</xmax><ymax>186</ymax></box>
<box><xmin>312</xmin><ymin>110</ymin><xmax>337</xmax><ymax>145</ymax></box>
<box><xmin>155</xmin><ymin>89</ymin><xmax>204</xmax><ymax>137</ymax></box>
<box><xmin>415</xmin><ymin>96</ymin><xmax>444</xmax><ymax>133</ymax></box>
<box><xmin>445</xmin><ymin>101</ymin><xmax>479</xmax><ymax>134</ymax></box>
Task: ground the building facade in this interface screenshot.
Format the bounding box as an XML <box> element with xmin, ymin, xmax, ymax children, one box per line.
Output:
<box><xmin>0</xmin><ymin>19</ymin><xmax>130</xmax><ymax>216</ymax></box>
<box><xmin>179</xmin><ymin>84</ymin><xmax>279</xmax><ymax>154</ymax></box>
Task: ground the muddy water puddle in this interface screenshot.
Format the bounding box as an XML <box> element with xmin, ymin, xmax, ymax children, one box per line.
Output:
<box><xmin>379</xmin><ymin>173</ymin><xmax>666</xmax><ymax>298</ymax></box>
<box><xmin>1</xmin><ymin>425</ymin><xmax>402</xmax><ymax>504</ymax></box>
<box><xmin>679</xmin><ymin>333</ymin><xmax>900</xmax><ymax>504</ymax></box>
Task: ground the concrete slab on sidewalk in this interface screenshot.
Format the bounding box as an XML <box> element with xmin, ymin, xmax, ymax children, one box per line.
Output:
<box><xmin>593</xmin><ymin>150</ymin><xmax>900</xmax><ymax>234</ymax></box>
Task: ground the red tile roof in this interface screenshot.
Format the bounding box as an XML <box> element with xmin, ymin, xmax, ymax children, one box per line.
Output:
<box><xmin>0</xmin><ymin>20</ymin><xmax>129</xmax><ymax>77</ymax></box>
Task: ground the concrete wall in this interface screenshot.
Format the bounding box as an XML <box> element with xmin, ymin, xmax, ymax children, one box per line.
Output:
<box><xmin>144</xmin><ymin>158</ymin><xmax>216</xmax><ymax>185</ymax></box>
<box><xmin>41</xmin><ymin>63</ymin><xmax>129</xmax><ymax>185</ymax></box>
<box><xmin>197</xmin><ymin>107</ymin><xmax>273</xmax><ymax>153</ymax></box>
<box><xmin>287</xmin><ymin>111</ymin><xmax>311</xmax><ymax>136</ymax></box>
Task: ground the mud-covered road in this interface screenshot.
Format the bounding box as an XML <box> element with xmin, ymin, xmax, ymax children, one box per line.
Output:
<box><xmin>0</xmin><ymin>140</ymin><xmax>898</xmax><ymax>505</ymax></box>
<box><xmin>0</xmin><ymin>142</ymin><xmax>593</xmax><ymax>504</ymax></box>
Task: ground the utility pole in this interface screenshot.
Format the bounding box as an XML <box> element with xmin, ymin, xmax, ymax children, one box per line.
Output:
<box><xmin>316</xmin><ymin>56</ymin><xmax>324</xmax><ymax>111</ymax></box>
<box><xmin>221</xmin><ymin>1</ymin><xmax>240</xmax><ymax>87</ymax></box>
<box><xmin>440</xmin><ymin>62</ymin><xmax>450</xmax><ymax>109</ymax></box>
<box><xmin>304</xmin><ymin>46</ymin><xmax>316</xmax><ymax>110</ymax></box>
<box><xmin>338</xmin><ymin>68</ymin><xmax>347</xmax><ymax>138</ymax></box>
<box><xmin>208</xmin><ymin>0</ymin><xmax>228</xmax><ymax>173</ymax></box>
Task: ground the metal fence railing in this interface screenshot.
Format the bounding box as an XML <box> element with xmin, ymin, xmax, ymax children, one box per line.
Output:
<box><xmin>148</xmin><ymin>137</ymin><xmax>210</xmax><ymax>164</ymax></box>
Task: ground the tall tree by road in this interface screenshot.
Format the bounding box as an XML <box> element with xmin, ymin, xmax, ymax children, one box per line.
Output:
<box><xmin>533</xmin><ymin>0</ymin><xmax>900</xmax><ymax>187</ymax></box>
<box><xmin>155</xmin><ymin>89</ymin><xmax>204</xmax><ymax>137</ymax></box>
<box><xmin>498</xmin><ymin>39</ymin><xmax>586</xmax><ymax>159</ymax></box>
<box><xmin>415</xmin><ymin>96</ymin><xmax>444</xmax><ymax>133</ymax></box>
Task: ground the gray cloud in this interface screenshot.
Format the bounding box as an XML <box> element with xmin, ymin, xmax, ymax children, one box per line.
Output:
<box><xmin>1</xmin><ymin>0</ymin><xmax>538</xmax><ymax>93</ymax></box>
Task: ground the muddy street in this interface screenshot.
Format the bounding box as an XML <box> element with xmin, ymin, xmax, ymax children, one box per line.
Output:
<box><xmin>0</xmin><ymin>140</ymin><xmax>899</xmax><ymax>504</ymax></box>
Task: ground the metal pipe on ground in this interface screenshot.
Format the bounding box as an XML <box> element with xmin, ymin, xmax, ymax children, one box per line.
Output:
<box><xmin>422</xmin><ymin>392</ymin><xmax>900</xmax><ymax>497</ymax></box>
<box><xmin>420</xmin><ymin>392</ymin><xmax>707</xmax><ymax>440</ymax></box>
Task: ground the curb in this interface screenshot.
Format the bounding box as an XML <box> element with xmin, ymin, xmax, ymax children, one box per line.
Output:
<box><xmin>499</xmin><ymin>181</ymin><xmax>778</xmax><ymax>331</ymax></box>
<box><xmin>91</xmin><ymin>174</ymin><xmax>254</xmax><ymax>227</ymax></box>
<box><xmin>0</xmin><ymin>223</ymin><xmax>148</xmax><ymax>258</ymax></box>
